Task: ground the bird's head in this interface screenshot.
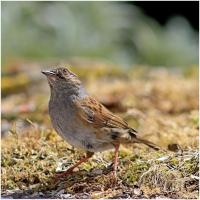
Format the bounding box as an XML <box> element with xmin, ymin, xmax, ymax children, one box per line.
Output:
<box><xmin>42</xmin><ymin>67</ymin><xmax>82</xmax><ymax>93</ymax></box>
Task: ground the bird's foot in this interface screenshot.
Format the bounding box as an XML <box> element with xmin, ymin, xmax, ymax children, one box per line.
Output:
<box><xmin>112</xmin><ymin>170</ymin><xmax>117</xmax><ymax>178</ymax></box>
<box><xmin>107</xmin><ymin>170</ymin><xmax>118</xmax><ymax>186</ymax></box>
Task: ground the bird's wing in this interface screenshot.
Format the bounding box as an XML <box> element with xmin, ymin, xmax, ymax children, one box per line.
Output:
<box><xmin>75</xmin><ymin>97</ymin><xmax>161</xmax><ymax>150</ymax></box>
<box><xmin>75</xmin><ymin>96</ymin><xmax>136</xmax><ymax>131</ymax></box>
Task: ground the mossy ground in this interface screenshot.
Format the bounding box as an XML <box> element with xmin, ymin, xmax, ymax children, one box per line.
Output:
<box><xmin>1</xmin><ymin>62</ymin><xmax>199</xmax><ymax>198</ymax></box>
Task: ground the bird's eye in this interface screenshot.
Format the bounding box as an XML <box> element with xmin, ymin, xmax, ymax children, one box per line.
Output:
<box><xmin>63</xmin><ymin>69</ymin><xmax>68</xmax><ymax>74</ymax></box>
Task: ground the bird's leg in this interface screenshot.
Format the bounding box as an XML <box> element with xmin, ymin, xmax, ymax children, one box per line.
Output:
<box><xmin>55</xmin><ymin>152</ymin><xmax>94</xmax><ymax>179</ymax></box>
<box><xmin>113</xmin><ymin>143</ymin><xmax>120</xmax><ymax>177</ymax></box>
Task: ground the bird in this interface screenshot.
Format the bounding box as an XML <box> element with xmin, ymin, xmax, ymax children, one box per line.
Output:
<box><xmin>42</xmin><ymin>67</ymin><xmax>160</xmax><ymax>179</ymax></box>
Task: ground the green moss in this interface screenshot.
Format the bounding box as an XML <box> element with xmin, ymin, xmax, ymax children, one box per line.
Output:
<box><xmin>169</xmin><ymin>157</ymin><xmax>179</xmax><ymax>166</ymax></box>
<box><xmin>6</xmin><ymin>181</ymin><xmax>16</xmax><ymax>190</ymax></box>
<box><xmin>122</xmin><ymin>160</ymin><xmax>150</xmax><ymax>183</ymax></box>
<box><xmin>119</xmin><ymin>148</ymin><xmax>133</xmax><ymax>159</ymax></box>
<box><xmin>180</xmin><ymin>157</ymin><xmax>199</xmax><ymax>176</ymax></box>
<box><xmin>81</xmin><ymin>162</ymin><xmax>94</xmax><ymax>172</ymax></box>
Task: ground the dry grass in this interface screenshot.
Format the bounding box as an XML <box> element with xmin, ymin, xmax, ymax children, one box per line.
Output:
<box><xmin>1</xmin><ymin>64</ymin><xmax>199</xmax><ymax>198</ymax></box>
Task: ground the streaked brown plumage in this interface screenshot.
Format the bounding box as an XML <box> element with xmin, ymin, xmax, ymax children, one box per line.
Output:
<box><xmin>42</xmin><ymin>67</ymin><xmax>160</xmax><ymax>179</ymax></box>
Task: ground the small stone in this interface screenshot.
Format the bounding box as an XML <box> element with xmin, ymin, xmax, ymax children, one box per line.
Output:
<box><xmin>190</xmin><ymin>175</ymin><xmax>199</xmax><ymax>180</ymax></box>
<box><xmin>133</xmin><ymin>187</ymin><xmax>142</xmax><ymax>196</ymax></box>
<box><xmin>56</xmin><ymin>189</ymin><xmax>65</xmax><ymax>196</ymax></box>
<box><xmin>156</xmin><ymin>156</ymin><xmax>170</xmax><ymax>162</ymax></box>
<box><xmin>55</xmin><ymin>162</ymin><xmax>63</xmax><ymax>172</ymax></box>
<box><xmin>60</xmin><ymin>193</ymin><xmax>71</xmax><ymax>198</ymax></box>
<box><xmin>91</xmin><ymin>169</ymin><xmax>103</xmax><ymax>176</ymax></box>
<box><xmin>38</xmin><ymin>192</ymin><xmax>44</xmax><ymax>196</ymax></box>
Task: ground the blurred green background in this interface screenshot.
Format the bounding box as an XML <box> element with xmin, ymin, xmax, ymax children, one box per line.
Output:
<box><xmin>2</xmin><ymin>1</ymin><xmax>198</xmax><ymax>68</ymax></box>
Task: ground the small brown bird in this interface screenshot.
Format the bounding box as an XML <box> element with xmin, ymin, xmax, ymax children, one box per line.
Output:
<box><xmin>42</xmin><ymin>67</ymin><xmax>160</xmax><ymax>178</ymax></box>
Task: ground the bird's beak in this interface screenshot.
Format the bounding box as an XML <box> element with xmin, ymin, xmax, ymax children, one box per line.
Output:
<box><xmin>41</xmin><ymin>70</ymin><xmax>56</xmax><ymax>76</ymax></box>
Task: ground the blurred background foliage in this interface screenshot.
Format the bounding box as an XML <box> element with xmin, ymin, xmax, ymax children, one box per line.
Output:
<box><xmin>2</xmin><ymin>1</ymin><xmax>198</xmax><ymax>68</ymax></box>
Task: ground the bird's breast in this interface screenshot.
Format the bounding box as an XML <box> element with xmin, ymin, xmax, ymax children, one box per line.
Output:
<box><xmin>48</xmin><ymin>96</ymin><xmax>114</xmax><ymax>152</ymax></box>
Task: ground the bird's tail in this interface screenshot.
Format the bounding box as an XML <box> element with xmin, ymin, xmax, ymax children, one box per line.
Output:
<box><xmin>135</xmin><ymin>137</ymin><xmax>160</xmax><ymax>151</ymax></box>
<box><xmin>128</xmin><ymin>128</ymin><xmax>161</xmax><ymax>151</ymax></box>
